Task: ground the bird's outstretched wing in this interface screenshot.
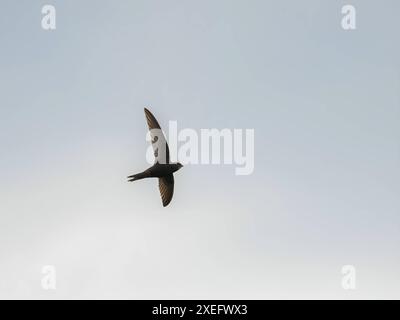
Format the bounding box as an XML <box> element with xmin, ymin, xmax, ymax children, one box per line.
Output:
<box><xmin>144</xmin><ymin>108</ymin><xmax>170</xmax><ymax>164</ymax></box>
<box><xmin>158</xmin><ymin>174</ymin><xmax>174</xmax><ymax>207</ymax></box>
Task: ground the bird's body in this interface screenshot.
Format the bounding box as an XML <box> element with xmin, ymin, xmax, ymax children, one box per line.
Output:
<box><xmin>128</xmin><ymin>108</ymin><xmax>183</xmax><ymax>207</ymax></box>
<box><xmin>128</xmin><ymin>163</ymin><xmax>182</xmax><ymax>181</ymax></box>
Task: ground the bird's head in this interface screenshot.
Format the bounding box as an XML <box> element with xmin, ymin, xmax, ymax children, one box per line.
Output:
<box><xmin>173</xmin><ymin>162</ymin><xmax>183</xmax><ymax>172</ymax></box>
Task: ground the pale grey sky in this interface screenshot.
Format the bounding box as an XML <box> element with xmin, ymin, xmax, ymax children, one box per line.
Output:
<box><xmin>0</xmin><ymin>0</ymin><xmax>399</xmax><ymax>299</ymax></box>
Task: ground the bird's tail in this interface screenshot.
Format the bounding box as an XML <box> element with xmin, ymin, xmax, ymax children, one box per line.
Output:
<box><xmin>127</xmin><ymin>172</ymin><xmax>146</xmax><ymax>182</ymax></box>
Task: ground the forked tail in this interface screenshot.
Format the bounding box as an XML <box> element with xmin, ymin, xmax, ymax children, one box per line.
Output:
<box><xmin>127</xmin><ymin>172</ymin><xmax>146</xmax><ymax>182</ymax></box>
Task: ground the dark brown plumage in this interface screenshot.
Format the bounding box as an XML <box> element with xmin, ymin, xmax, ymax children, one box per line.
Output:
<box><xmin>128</xmin><ymin>108</ymin><xmax>183</xmax><ymax>207</ymax></box>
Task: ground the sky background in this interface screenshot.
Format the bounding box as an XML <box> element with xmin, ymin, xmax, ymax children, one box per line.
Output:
<box><xmin>0</xmin><ymin>0</ymin><xmax>399</xmax><ymax>299</ymax></box>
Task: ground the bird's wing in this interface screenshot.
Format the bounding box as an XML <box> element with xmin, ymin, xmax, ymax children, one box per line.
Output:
<box><xmin>158</xmin><ymin>174</ymin><xmax>174</xmax><ymax>207</ymax></box>
<box><xmin>144</xmin><ymin>108</ymin><xmax>170</xmax><ymax>164</ymax></box>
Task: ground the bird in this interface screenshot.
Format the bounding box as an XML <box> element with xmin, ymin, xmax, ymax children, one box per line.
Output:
<box><xmin>127</xmin><ymin>108</ymin><xmax>183</xmax><ymax>207</ymax></box>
